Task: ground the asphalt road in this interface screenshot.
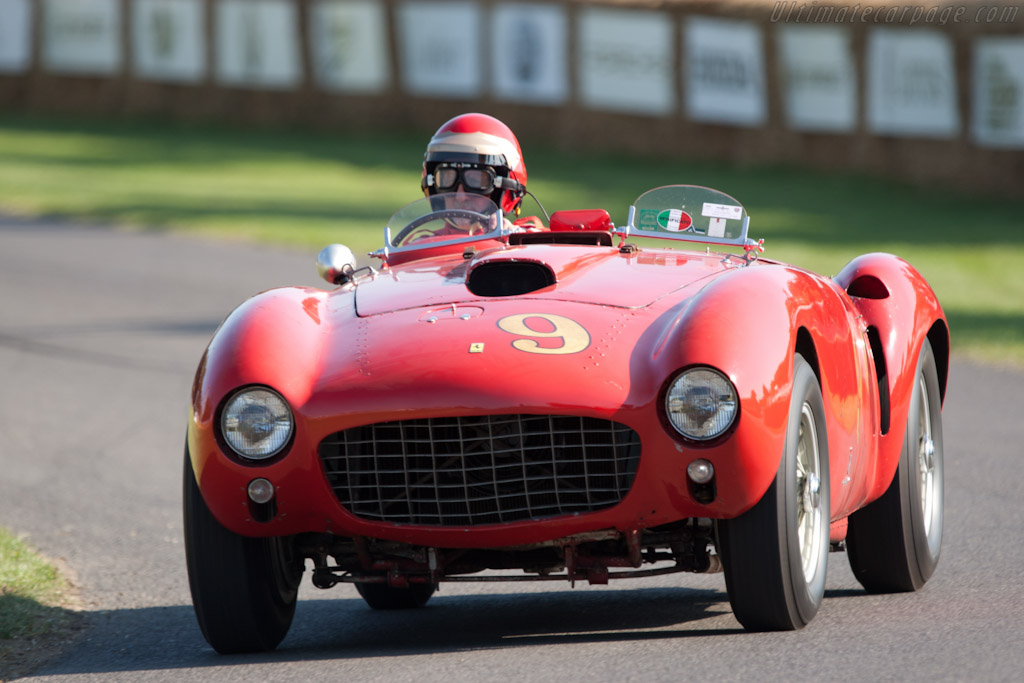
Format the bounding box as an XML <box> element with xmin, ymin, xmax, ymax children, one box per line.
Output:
<box><xmin>2</xmin><ymin>214</ymin><xmax>1022</xmax><ymax>682</ymax></box>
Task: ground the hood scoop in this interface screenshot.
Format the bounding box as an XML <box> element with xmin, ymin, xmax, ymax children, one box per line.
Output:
<box><xmin>465</xmin><ymin>260</ymin><xmax>556</xmax><ymax>297</ymax></box>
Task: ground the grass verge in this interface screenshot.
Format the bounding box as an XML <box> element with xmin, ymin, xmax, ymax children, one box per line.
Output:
<box><xmin>1</xmin><ymin>113</ymin><xmax>1022</xmax><ymax>366</ymax></box>
<box><xmin>0</xmin><ymin>528</ymin><xmax>81</xmax><ymax>682</ymax></box>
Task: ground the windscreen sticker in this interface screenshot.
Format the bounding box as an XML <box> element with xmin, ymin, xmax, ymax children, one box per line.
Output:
<box><xmin>708</xmin><ymin>216</ymin><xmax>727</xmax><ymax>237</ymax></box>
<box><xmin>656</xmin><ymin>209</ymin><xmax>693</xmax><ymax>232</ymax></box>
<box><xmin>702</xmin><ymin>202</ymin><xmax>743</xmax><ymax>220</ymax></box>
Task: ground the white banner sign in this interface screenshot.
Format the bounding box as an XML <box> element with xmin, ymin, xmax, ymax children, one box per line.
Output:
<box><xmin>777</xmin><ymin>25</ymin><xmax>856</xmax><ymax>133</ymax></box>
<box><xmin>215</xmin><ymin>0</ymin><xmax>301</xmax><ymax>89</ymax></box>
<box><xmin>972</xmin><ymin>37</ymin><xmax>1024</xmax><ymax>149</ymax></box>
<box><xmin>43</xmin><ymin>0</ymin><xmax>122</xmax><ymax>75</ymax></box>
<box><xmin>0</xmin><ymin>0</ymin><xmax>31</xmax><ymax>74</ymax></box>
<box><xmin>578</xmin><ymin>7</ymin><xmax>674</xmax><ymax>115</ymax></box>
<box><xmin>491</xmin><ymin>3</ymin><xmax>568</xmax><ymax>105</ymax></box>
<box><xmin>310</xmin><ymin>0</ymin><xmax>389</xmax><ymax>94</ymax></box>
<box><xmin>866</xmin><ymin>28</ymin><xmax>959</xmax><ymax>138</ymax></box>
<box><xmin>133</xmin><ymin>0</ymin><xmax>205</xmax><ymax>83</ymax></box>
<box><xmin>685</xmin><ymin>17</ymin><xmax>766</xmax><ymax>127</ymax></box>
<box><xmin>396</xmin><ymin>1</ymin><xmax>482</xmax><ymax>98</ymax></box>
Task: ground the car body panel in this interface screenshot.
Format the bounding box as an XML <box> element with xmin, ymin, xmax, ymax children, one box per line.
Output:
<box><xmin>355</xmin><ymin>245</ymin><xmax>728</xmax><ymax>315</ymax></box>
<box><xmin>188</xmin><ymin>231</ymin><xmax>947</xmax><ymax>551</ymax></box>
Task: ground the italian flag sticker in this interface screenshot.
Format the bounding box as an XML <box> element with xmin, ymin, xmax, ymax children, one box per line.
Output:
<box><xmin>656</xmin><ymin>209</ymin><xmax>692</xmax><ymax>232</ymax></box>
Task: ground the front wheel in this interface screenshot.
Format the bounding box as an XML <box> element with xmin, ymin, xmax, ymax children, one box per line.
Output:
<box><xmin>847</xmin><ymin>339</ymin><xmax>943</xmax><ymax>593</ymax></box>
<box><xmin>717</xmin><ymin>354</ymin><xmax>830</xmax><ymax>631</ymax></box>
<box><xmin>183</xmin><ymin>446</ymin><xmax>303</xmax><ymax>653</ymax></box>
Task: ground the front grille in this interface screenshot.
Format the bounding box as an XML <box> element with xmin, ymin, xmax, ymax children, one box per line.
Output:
<box><xmin>319</xmin><ymin>414</ymin><xmax>641</xmax><ymax>527</ymax></box>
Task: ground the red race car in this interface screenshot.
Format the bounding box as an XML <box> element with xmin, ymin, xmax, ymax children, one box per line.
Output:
<box><xmin>184</xmin><ymin>185</ymin><xmax>948</xmax><ymax>653</ymax></box>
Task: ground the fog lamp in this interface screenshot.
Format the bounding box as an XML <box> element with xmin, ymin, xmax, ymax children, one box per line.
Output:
<box><xmin>687</xmin><ymin>459</ymin><xmax>715</xmax><ymax>484</ymax></box>
<box><xmin>247</xmin><ymin>478</ymin><xmax>275</xmax><ymax>505</ymax></box>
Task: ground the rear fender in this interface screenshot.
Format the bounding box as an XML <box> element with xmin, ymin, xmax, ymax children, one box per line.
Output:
<box><xmin>834</xmin><ymin>253</ymin><xmax>948</xmax><ymax>503</ymax></box>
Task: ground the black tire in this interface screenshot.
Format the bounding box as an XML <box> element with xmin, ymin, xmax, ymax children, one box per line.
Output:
<box><xmin>847</xmin><ymin>339</ymin><xmax>943</xmax><ymax>593</ymax></box>
<box><xmin>355</xmin><ymin>580</ymin><xmax>437</xmax><ymax>610</ymax></box>
<box><xmin>183</xmin><ymin>446</ymin><xmax>303</xmax><ymax>653</ymax></box>
<box><xmin>717</xmin><ymin>354</ymin><xmax>830</xmax><ymax>631</ymax></box>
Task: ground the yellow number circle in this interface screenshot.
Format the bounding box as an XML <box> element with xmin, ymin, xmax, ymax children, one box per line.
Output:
<box><xmin>497</xmin><ymin>314</ymin><xmax>591</xmax><ymax>355</ymax></box>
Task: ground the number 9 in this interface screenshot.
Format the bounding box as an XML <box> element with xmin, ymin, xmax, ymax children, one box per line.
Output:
<box><xmin>497</xmin><ymin>314</ymin><xmax>591</xmax><ymax>355</ymax></box>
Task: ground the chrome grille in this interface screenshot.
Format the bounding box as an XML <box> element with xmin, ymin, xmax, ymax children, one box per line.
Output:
<box><xmin>319</xmin><ymin>414</ymin><xmax>641</xmax><ymax>526</ymax></box>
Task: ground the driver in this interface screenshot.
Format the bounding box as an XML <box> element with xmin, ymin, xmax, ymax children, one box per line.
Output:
<box><xmin>421</xmin><ymin>113</ymin><xmax>546</xmax><ymax>232</ymax></box>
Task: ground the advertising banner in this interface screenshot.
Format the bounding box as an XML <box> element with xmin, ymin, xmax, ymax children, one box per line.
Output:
<box><xmin>310</xmin><ymin>0</ymin><xmax>390</xmax><ymax>94</ymax></box>
<box><xmin>972</xmin><ymin>37</ymin><xmax>1024</xmax><ymax>149</ymax></box>
<box><xmin>215</xmin><ymin>0</ymin><xmax>301</xmax><ymax>89</ymax></box>
<box><xmin>866</xmin><ymin>28</ymin><xmax>959</xmax><ymax>138</ymax></box>
<box><xmin>133</xmin><ymin>0</ymin><xmax>205</xmax><ymax>83</ymax></box>
<box><xmin>578</xmin><ymin>6</ymin><xmax>674</xmax><ymax>116</ymax></box>
<box><xmin>777</xmin><ymin>25</ymin><xmax>856</xmax><ymax>133</ymax></box>
<box><xmin>0</xmin><ymin>0</ymin><xmax>31</xmax><ymax>74</ymax></box>
<box><xmin>491</xmin><ymin>3</ymin><xmax>568</xmax><ymax>105</ymax></box>
<box><xmin>685</xmin><ymin>16</ymin><xmax>766</xmax><ymax>127</ymax></box>
<box><xmin>42</xmin><ymin>0</ymin><xmax>122</xmax><ymax>75</ymax></box>
<box><xmin>396</xmin><ymin>1</ymin><xmax>482</xmax><ymax>98</ymax></box>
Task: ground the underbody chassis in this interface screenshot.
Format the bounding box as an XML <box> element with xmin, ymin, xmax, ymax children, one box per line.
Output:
<box><xmin>297</xmin><ymin>520</ymin><xmax>722</xmax><ymax>589</ymax></box>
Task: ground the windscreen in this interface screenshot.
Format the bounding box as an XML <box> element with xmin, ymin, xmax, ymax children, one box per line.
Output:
<box><xmin>386</xmin><ymin>193</ymin><xmax>503</xmax><ymax>251</ymax></box>
<box><xmin>628</xmin><ymin>185</ymin><xmax>749</xmax><ymax>247</ymax></box>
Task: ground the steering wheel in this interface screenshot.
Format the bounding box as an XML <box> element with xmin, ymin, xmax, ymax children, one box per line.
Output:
<box><xmin>392</xmin><ymin>209</ymin><xmax>493</xmax><ymax>246</ymax></box>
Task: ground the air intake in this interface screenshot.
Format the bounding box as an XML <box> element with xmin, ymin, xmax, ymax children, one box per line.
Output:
<box><xmin>466</xmin><ymin>261</ymin><xmax>555</xmax><ymax>297</ymax></box>
<box><xmin>319</xmin><ymin>414</ymin><xmax>641</xmax><ymax>527</ymax></box>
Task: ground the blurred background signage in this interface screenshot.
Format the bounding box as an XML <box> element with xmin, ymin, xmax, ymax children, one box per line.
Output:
<box><xmin>867</xmin><ymin>28</ymin><xmax>960</xmax><ymax>138</ymax></box>
<box><xmin>491</xmin><ymin>3</ymin><xmax>568</xmax><ymax>105</ymax></box>
<box><xmin>972</xmin><ymin>37</ymin><xmax>1024</xmax><ymax>149</ymax></box>
<box><xmin>215</xmin><ymin>0</ymin><xmax>301</xmax><ymax>89</ymax></box>
<box><xmin>132</xmin><ymin>0</ymin><xmax>206</xmax><ymax>83</ymax></box>
<box><xmin>0</xmin><ymin>0</ymin><xmax>31</xmax><ymax>74</ymax></box>
<box><xmin>397</xmin><ymin>1</ymin><xmax>482</xmax><ymax>98</ymax></box>
<box><xmin>309</xmin><ymin>0</ymin><xmax>390</xmax><ymax>94</ymax></box>
<box><xmin>577</xmin><ymin>7</ymin><xmax>674</xmax><ymax>115</ymax></box>
<box><xmin>777</xmin><ymin>25</ymin><xmax>857</xmax><ymax>133</ymax></box>
<box><xmin>43</xmin><ymin>0</ymin><xmax>122</xmax><ymax>75</ymax></box>
<box><xmin>685</xmin><ymin>17</ymin><xmax>766</xmax><ymax>127</ymax></box>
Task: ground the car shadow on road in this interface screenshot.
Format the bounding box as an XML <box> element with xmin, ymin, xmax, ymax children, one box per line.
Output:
<box><xmin>40</xmin><ymin>586</ymin><xmax>749</xmax><ymax>675</ymax></box>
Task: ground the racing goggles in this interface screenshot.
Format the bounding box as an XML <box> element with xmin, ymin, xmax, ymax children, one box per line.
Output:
<box><xmin>432</xmin><ymin>163</ymin><xmax>501</xmax><ymax>194</ymax></box>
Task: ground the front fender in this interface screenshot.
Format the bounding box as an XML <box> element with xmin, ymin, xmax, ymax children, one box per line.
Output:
<box><xmin>657</xmin><ymin>265</ymin><xmax>804</xmax><ymax>517</ymax></box>
<box><xmin>187</xmin><ymin>286</ymin><xmax>339</xmax><ymax>528</ymax></box>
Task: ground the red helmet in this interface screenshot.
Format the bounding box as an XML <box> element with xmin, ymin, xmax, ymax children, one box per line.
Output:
<box><xmin>421</xmin><ymin>113</ymin><xmax>527</xmax><ymax>214</ymax></box>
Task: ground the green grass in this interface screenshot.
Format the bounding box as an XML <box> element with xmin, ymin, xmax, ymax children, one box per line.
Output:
<box><xmin>0</xmin><ymin>528</ymin><xmax>73</xmax><ymax>642</ymax></box>
<box><xmin>2</xmin><ymin>114</ymin><xmax>1023</xmax><ymax>366</ymax></box>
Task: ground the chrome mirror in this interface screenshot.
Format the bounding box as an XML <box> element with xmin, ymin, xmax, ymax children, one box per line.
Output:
<box><xmin>316</xmin><ymin>244</ymin><xmax>357</xmax><ymax>285</ymax></box>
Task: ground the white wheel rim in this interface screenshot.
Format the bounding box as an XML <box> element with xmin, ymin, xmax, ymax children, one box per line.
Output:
<box><xmin>796</xmin><ymin>403</ymin><xmax>824</xmax><ymax>583</ymax></box>
<box><xmin>917</xmin><ymin>375</ymin><xmax>939</xmax><ymax>544</ymax></box>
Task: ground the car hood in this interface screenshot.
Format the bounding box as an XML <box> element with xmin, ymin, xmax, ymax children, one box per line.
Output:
<box><xmin>356</xmin><ymin>244</ymin><xmax>734</xmax><ymax>316</ymax></box>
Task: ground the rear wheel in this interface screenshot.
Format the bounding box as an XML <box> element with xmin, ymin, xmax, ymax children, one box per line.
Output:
<box><xmin>183</xmin><ymin>446</ymin><xmax>303</xmax><ymax>653</ymax></box>
<box><xmin>847</xmin><ymin>339</ymin><xmax>943</xmax><ymax>592</ymax></box>
<box><xmin>717</xmin><ymin>354</ymin><xmax>830</xmax><ymax>631</ymax></box>
<box><xmin>356</xmin><ymin>580</ymin><xmax>437</xmax><ymax>609</ymax></box>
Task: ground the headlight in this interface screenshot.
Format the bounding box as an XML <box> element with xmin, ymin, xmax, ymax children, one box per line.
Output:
<box><xmin>221</xmin><ymin>387</ymin><xmax>293</xmax><ymax>459</ymax></box>
<box><xmin>665</xmin><ymin>368</ymin><xmax>738</xmax><ymax>441</ymax></box>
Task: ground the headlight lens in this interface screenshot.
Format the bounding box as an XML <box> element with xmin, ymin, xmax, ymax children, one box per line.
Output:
<box><xmin>666</xmin><ymin>368</ymin><xmax>738</xmax><ymax>441</ymax></box>
<box><xmin>221</xmin><ymin>387</ymin><xmax>293</xmax><ymax>459</ymax></box>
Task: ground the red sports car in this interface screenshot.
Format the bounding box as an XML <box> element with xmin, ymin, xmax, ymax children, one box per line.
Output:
<box><xmin>184</xmin><ymin>185</ymin><xmax>948</xmax><ymax>653</ymax></box>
